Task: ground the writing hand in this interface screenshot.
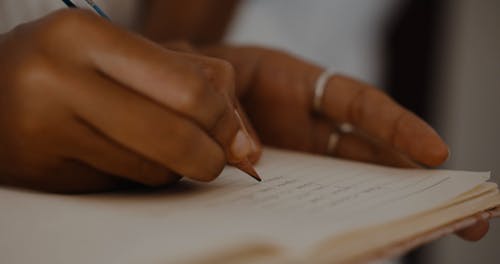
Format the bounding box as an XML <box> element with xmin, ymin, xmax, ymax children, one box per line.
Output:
<box><xmin>0</xmin><ymin>10</ymin><xmax>252</xmax><ymax>192</ymax></box>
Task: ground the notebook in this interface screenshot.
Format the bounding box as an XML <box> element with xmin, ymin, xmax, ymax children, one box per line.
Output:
<box><xmin>0</xmin><ymin>148</ymin><xmax>499</xmax><ymax>264</ymax></box>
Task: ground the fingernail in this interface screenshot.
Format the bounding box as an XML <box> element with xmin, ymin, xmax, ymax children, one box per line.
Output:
<box><xmin>231</xmin><ymin>130</ymin><xmax>253</xmax><ymax>161</ymax></box>
<box><xmin>248</xmin><ymin>134</ymin><xmax>259</xmax><ymax>152</ymax></box>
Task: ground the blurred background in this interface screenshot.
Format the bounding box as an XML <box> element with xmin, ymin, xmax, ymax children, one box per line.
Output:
<box><xmin>226</xmin><ymin>0</ymin><xmax>500</xmax><ymax>263</ymax></box>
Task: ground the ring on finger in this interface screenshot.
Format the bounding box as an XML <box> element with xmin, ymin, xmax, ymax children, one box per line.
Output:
<box><xmin>326</xmin><ymin>123</ymin><xmax>355</xmax><ymax>155</ymax></box>
<box><xmin>313</xmin><ymin>67</ymin><xmax>337</xmax><ymax>114</ymax></box>
<box><xmin>327</xmin><ymin>131</ymin><xmax>341</xmax><ymax>155</ymax></box>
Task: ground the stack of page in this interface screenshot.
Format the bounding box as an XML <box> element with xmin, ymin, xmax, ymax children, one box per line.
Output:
<box><xmin>0</xmin><ymin>148</ymin><xmax>499</xmax><ymax>263</ymax></box>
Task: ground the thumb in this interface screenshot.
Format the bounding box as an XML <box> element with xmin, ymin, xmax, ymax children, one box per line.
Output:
<box><xmin>235</xmin><ymin>100</ymin><xmax>262</xmax><ymax>164</ymax></box>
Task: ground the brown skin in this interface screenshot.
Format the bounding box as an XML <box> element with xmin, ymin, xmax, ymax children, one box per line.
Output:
<box><xmin>0</xmin><ymin>10</ymin><xmax>254</xmax><ymax>193</ymax></box>
<box><xmin>162</xmin><ymin>42</ymin><xmax>487</xmax><ymax>242</ymax></box>
<box><xmin>0</xmin><ymin>2</ymin><xmax>489</xmax><ymax>239</ymax></box>
<box><xmin>161</xmin><ymin>42</ymin><xmax>445</xmax><ymax>168</ymax></box>
<box><xmin>199</xmin><ymin>45</ymin><xmax>489</xmax><ymax>241</ymax></box>
<box><xmin>200</xmin><ymin>46</ymin><xmax>448</xmax><ymax>167</ymax></box>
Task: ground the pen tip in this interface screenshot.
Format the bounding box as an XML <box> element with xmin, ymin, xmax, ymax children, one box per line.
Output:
<box><xmin>236</xmin><ymin>159</ymin><xmax>262</xmax><ymax>182</ymax></box>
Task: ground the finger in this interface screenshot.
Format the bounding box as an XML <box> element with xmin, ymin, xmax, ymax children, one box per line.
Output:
<box><xmin>141</xmin><ymin>47</ymin><xmax>254</xmax><ymax>164</ymax></box>
<box><xmin>0</xmin><ymin>157</ymin><xmax>130</xmax><ymax>193</ymax></box>
<box><xmin>80</xmin><ymin>16</ymin><xmax>252</xmax><ymax>166</ymax></box>
<box><xmin>456</xmin><ymin>220</ymin><xmax>490</xmax><ymax>242</ymax></box>
<box><xmin>209</xmin><ymin>102</ymin><xmax>256</xmax><ymax>165</ymax></box>
<box><xmin>335</xmin><ymin>133</ymin><xmax>421</xmax><ymax>168</ymax></box>
<box><xmin>235</xmin><ymin>101</ymin><xmax>263</xmax><ymax>164</ymax></box>
<box><xmin>58</xmin><ymin>14</ymin><xmax>227</xmax><ymax>131</ymax></box>
<box><xmin>313</xmin><ymin>119</ymin><xmax>420</xmax><ymax>168</ymax></box>
<box><xmin>210</xmin><ymin>107</ymin><xmax>244</xmax><ymax>160</ymax></box>
<box><xmin>63</xmin><ymin>117</ymin><xmax>180</xmax><ymax>187</ymax></box>
<box><xmin>44</xmin><ymin>159</ymin><xmax>134</xmax><ymax>193</ymax></box>
<box><xmin>64</xmin><ymin>73</ymin><xmax>226</xmax><ymax>182</ymax></box>
<box><xmin>318</xmin><ymin>74</ymin><xmax>449</xmax><ymax>167</ymax></box>
<box><xmin>162</xmin><ymin>40</ymin><xmax>198</xmax><ymax>53</ymax></box>
<box><xmin>185</xmin><ymin>54</ymin><xmax>257</xmax><ymax>163</ymax></box>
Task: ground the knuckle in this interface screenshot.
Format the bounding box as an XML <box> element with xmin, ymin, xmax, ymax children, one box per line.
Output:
<box><xmin>201</xmin><ymin>58</ymin><xmax>236</xmax><ymax>92</ymax></box>
<box><xmin>176</xmin><ymin>74</ymin><xmax>228</xmax><ymax>128</ymax></box>
<box><xmin>8</xmin><ymin>62</ymin><xmax>52</xmax><ymax>138</ymax></box>
<box><xmin>8</xmin><ymin>60</ymin><xmax>58</xmax><ymax>137</ymax></box>
<box><xmin>214</xmin><ymin>59</ymin><xmax>236</xmax><ymax>85</ymax></box>
<box><xmin>213</xmin><ymin>59</ymin><xmax>236</xmax><ymax>77</ymax></box>
<box><xmin>10</xmin><ymin>55</ymin><xmax>53</xmax><ymax>88</ymax></box>
<box><xmin>41</xmin><ymin>9</ymin><xmax>99</xmax><ymax>40</ymax></box>
<box><xmin>176</xmin><ymin>76</ymin><xmax>208</xmax><ymax>113</ymax></box>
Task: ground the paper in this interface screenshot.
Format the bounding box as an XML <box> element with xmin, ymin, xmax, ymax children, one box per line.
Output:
<box><xmin>0</xmin><ymin>148</ymin><xmax>491</xmax><ymax>264</ymax></box>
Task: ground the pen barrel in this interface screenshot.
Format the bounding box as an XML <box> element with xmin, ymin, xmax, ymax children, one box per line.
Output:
<box><xmin>66</xmin><ymin>0</ymin><xmax>110</xmax><ymax>19</ymax></box>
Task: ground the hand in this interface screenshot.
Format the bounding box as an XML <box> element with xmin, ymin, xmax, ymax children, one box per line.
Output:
<box><xmin>200</xmin><ymin>45</ymin><xmax>489</xmax><ymax>241</ymax></box>
<box><xmin>0</xmin><ymin>10</ymin><xmax>254</xmax><ymax>193</ymax></box>
<box><xmin>202</xmin><ymin>45</ymin><xmax>448</xmax><ymax>167</ymax></box>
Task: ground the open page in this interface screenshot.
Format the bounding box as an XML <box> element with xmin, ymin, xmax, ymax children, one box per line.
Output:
<box><xmin>0</xmin><ymin>148</ymin><xmax>492</xmax><ymax>264</ymax></box>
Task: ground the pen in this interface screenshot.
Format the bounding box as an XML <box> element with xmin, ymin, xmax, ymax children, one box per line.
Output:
<box><xmin>62</xmin><ymin>0</ymin><xmax>110</xmax><ymax>19</ymax></box>
<box><xmin>61</xmin><ymin>0</ymin><xmax>262</xmax><ymax>182</ymax></box>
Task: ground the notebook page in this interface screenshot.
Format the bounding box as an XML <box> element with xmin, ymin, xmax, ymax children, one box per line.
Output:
<box><xmin>182</xmin><ymin>148</ymin><xmax>490</xmax><ymax>250</ymax></box>
<box><xmin>0</xmin><ymin>148</ymin><xmax>491</xmax><ymax>264</ymax></box>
